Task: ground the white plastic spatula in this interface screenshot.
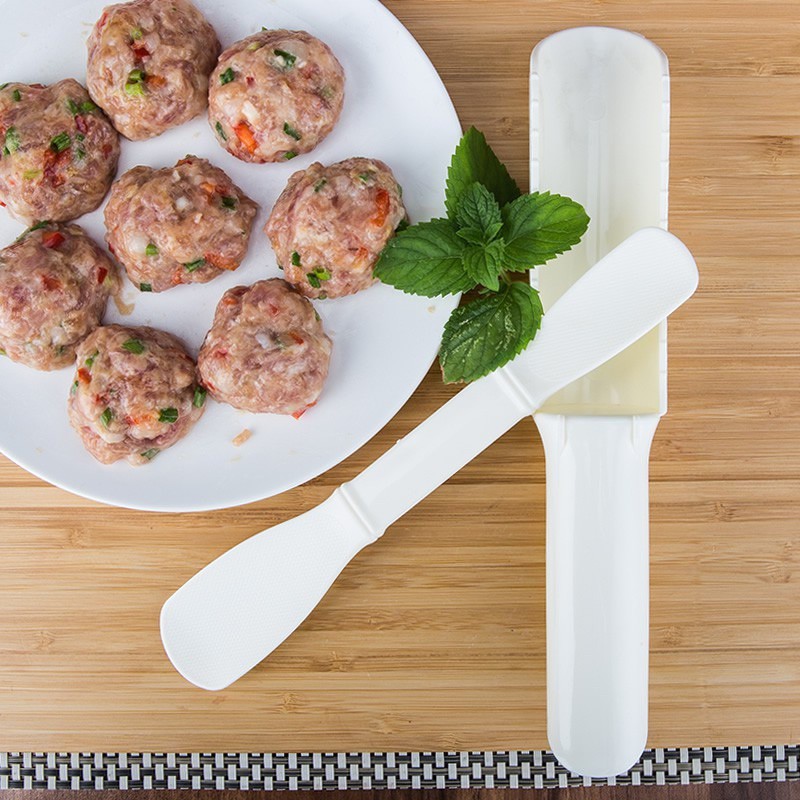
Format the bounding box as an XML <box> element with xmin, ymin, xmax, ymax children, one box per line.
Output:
<box><xmin>161</xmin><ymin>228</ymin><xmax>697</xmax><ymax>692</ymax></box>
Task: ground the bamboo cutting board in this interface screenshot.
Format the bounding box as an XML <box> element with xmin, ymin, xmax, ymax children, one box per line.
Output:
<box><xmin>1</xmin><ymin>0</ymin><xmax>799</xmax><ymax>753</ymax></box>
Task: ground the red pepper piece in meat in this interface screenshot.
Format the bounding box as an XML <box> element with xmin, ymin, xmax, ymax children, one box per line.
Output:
<box><xmin>42</xmin><ymin>231</ymin><xmax>65</xmax><ymax>249</ymax></box>
<box><xmin>370</xmin><ymin>189</ymin><xmax>391</xmax><ymax>227</ymax></box>
<box><xmin>204</xmin><ymin>251</ymin><xmax>238</xmax><ymax>271</ymax></box>
<box><xmin>42</xmin><ymin>148</ymin><xmax>71</xmax><ymax>188</ymax></box>
<box><xmin>234</xmin><ymin>121</ymin><xmax>258</xmax><ymax>155</ymax></box>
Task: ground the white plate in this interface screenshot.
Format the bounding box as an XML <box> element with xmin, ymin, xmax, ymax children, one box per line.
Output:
<box><xmin>0</xmin><ymin>0</ymin><xmax>461</xmax><ymax>512</ymax></box>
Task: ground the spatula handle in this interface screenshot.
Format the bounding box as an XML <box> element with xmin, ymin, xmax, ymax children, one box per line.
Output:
<box><xmin>343</xmin><ymin>369</ymin><xmax>537</xmax><ymax>536</ymax></box>
<box><xmin>535</xmin><ymin>412</ymin><xmax>658</xmax><ymax>778</ymax></box>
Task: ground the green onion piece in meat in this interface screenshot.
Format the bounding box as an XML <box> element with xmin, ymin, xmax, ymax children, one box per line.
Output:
<box><xmin>85</xmin><ymin>350</ymin><xmax>99</xmax><ymax>368</ymax></box>
<box><xmin>145</xmin><ymin>243</ymin><xmax>158</xmax><ymax>256</ymax></box>
<box><xmin>125</xmin><ymin>81</ymin><xmax>146</xmax><ymax>97</ymax></box>
<box><xmin>12</xmin><ymin>89</ymin><xmax>20</xmax><ymax>102</ymax></box>
<box><xmin>159</xmin><ymin>407</ymin><xmax>178</xmax><ymax>424</ymax></box>
<box><xmin>193</xmin><ymin>386</ymin><xmax>207</xmax><ymax>408</ymax></box>
<box><xmin>139</xmin><ymin>282</ymin><xmax>152</xmax><ymax>292</ymax></box>
<box><xmin>4</xmin><ymin>126</ymin><xmax>20</xmax><ymax>155</ymax></box>
<box><xmin>215</xmin><ymin>121</ymin><xmax>227</xmax><ymax>141</ymax></box>
<box><xmin>80</xmin><ymin>100</ymin><xmax>96</xmax><ymax>113</ymax></box>
<box><xmin>125</xmin><ymin>69</ymin><xmax>146</xmax><ymax>97</ymax></box>
<box><xmin>220</xmin><ymin>67</ymin><xmax>235</xmax><ymax>84</ymax></box>
<box><xmin>220</xmin><ymin>196</ymin><xmax>237</xmax><ymax>209</ymax></box>
<box><xmin>184</xmin><ymin>258</ymin><xmax>205</xmax><ymax>272</ymax></box>
<box><xmin>313</xmin><ymin>178</ymin><xmax>327</xmax><ymax>192</ymax></box>
<box><xmin>15</xmin><ymin>220</ymin><xmax>50</xmax><ymax>241</ymax></box>
<box><xmin>283</xmin><ymin>151</ymin><xmax>297</xmax><ymax>160</ymax></box>
<box><xmin>358</xmin><ymin>172</ymin><xmax>372</xmax><ymax>183</ymax></box>
<box><xmin>100</xmin><ymin>407</ymin><xmax>114</xmax><ymax>429</ymax></box>
<box><xmin>273</xmin><ymin>48</ymin><xmax>296</xmax><ymax>68</ymax></box>
<box><xmin>306</xmin><ymin>266</ymin><xmax>331</xmax><ymax>289</ymax></box>
<box><xmin>131</xmin><ymin>27</ymin><xmax>143</xmax><ymax>40</ymax></box>
<box><xmin>141</xmin><ymin>448</ymin><xmax>159</xmax><ymax>461</ymax></box>
<box><xmin>50</xmin><ymin>132</ymin><xmax>71</xmax><ymax>153</ymax></box>
<box><xmin>291</xmin><ymin>251</ymin><xmax>301</xmax><ymax>266</ymax></box>
<box><xmin>22</xmin><ymin>169</ymin><xmax>41</xmax><ymax>180</ymax></box>
<box><xmin>122</xmin><ymin>338</ymin><xmax>145</xmax><ymax>354</ymax></box>
<box><xmin>0</xmin><ymin>84</ymin><xmax>8</xmax><ymax>90</ymax></box>
<box><xmin>67</xmin><ymin>99</ymin><xmax>80</xmax><ymax>115</ymax></box>
<box><xmin>283</xmin><ymin>122</ymin><xmax>301</xmax><ymax>140</ymax></box>
<box><xmin>70</xmin><ymin>380</ymin><xmax>78</xmax><ymax>395</ymax></box>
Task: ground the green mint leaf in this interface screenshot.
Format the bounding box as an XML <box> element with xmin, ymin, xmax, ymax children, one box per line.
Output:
<box><xmin>455</xmin><ymin>226</ymin><xmax>485</xmax><ymax>245</ymax></box>
<box><xmin>374</xmin><ymin>219</ymin><xmax>473</xmax><ymax>297</ymax></box>
<box><xmin>485</xmin><ymin>221</ymin><xmax>503</xmax><ymax>241</ymax></box>
<box><xmin>439</xmin><ymin>281</ymin><xmax>543</xmax><ymax>383</ymax></box>
<box><xmin>501</xmin><ymin>191</ymin><xmax>589</xmax><ymax>270</ymax></box>
<box><xmin>445</xmin><ymin>127</ymin><xmax>521</xmax><ymax>218</ymax></box>
<box><xmin>454</xmin><ymin>182</ymin><xmax>502</xmax><ymax>240</ymax></box>
<box><xmin>462</xmin><ymin>239</ymin><xmax>505</xmax><ymax>292</ymax></box>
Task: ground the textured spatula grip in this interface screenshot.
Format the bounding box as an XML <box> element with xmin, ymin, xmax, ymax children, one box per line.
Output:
<box><xmin>343</xmin><ymin>370</ymin><xmax>534</xmax><ymax>535</ymax></box>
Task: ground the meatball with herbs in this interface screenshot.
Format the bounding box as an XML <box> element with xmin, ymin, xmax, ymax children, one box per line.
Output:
<box><xmin>104</xmin><ymin>156</ymin><xmax>258</xmax><ymax>293</ymax></box>
<box><xmin>68</xmin><ymin>325</ymin><xmax>206</xmax><ymax>465</ymax></box>
<box><xmin>0</xmin><ymin>222</ymin><xmax>118</xmax><ymax>370</ymax></box>
<box><xmin>209</xmin><ymin>29</ymin><xmax>344</xmax><ymax>163</ymax></box>
<box><xmin>264</xmin><ymin>157</ymin><xmax>407</xmax><ymax>299</ymax></box>
<box><xmin>0</xmin><ymin>80</ymin><xmax>120</xmax><ymax>224</ymax></box>
<box><xmin>86</xmin><ymin>0</ymin><xmax>220</xmax><ymax>140</ymax></box>
<box><xmin>198</xmin><ymin>279</ymin><xmax>332</xmax><ymax>416</ymax></box>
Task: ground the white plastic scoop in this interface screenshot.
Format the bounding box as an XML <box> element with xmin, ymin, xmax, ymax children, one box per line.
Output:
<box><xmin>531</xmin><ymin>27</ymin><xmax>672</xmax><ymax>777</ymax></box>
<box><xmin>161</xmin><ymin>227</ymin><xmax>697</xmax><ymax>692</ymax></box>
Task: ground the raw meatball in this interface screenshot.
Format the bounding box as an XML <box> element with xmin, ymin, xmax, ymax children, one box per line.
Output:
<box><xmin>0</xmin><ymin>80</ymin><xmax>120</xmax><ymax>224</ymax></box>
<box><xmin>86</xmin><ymin>0</ymin><xmax>220</xmax><ymax>140</ymax></box>
<box><xmin>68</xmin><ymin>324</ymin><xmax>205</xmax><ymax>465</ymax></box>
<box><xmin>264</xmin><ymin>157</ymin><xmax>406</xmax><ymax>298</ymax></box>
<box><xmin>198</xmin><ymin>279</ymin><xmax>331</xmax><ymax>416</ymax></box>
<box><xmin>0</xmin><ymin>222</ymin><xmax>118</xmax><ymax>370</ymax></box>
<box><xmin>209</xmin><ymin>30</ymin><xmax>344</xmax><ymax>163</ymax></box>
<box><xmin>104</xmin><ymin>156</ymin><xmax>258</xmax><ymax>293</ymax></box>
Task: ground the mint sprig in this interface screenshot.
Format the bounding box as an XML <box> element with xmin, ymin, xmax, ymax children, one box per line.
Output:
<box><xmin>374</xmin><ymin>126</ymin><xmax>589</xmax><ymax>383</ymax></box>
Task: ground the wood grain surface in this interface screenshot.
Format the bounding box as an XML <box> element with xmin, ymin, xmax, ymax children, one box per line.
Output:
<box><xmin>1</xmin><ymin>0</ymin><xmax>799</xmax><ymax>753</ymax></box>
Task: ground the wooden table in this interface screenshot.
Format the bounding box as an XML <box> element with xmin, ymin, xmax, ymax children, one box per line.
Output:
<box><xmin>1</xmin><ymin>0</ymin><xmax>799</xmax><ymax>754</ymax></box>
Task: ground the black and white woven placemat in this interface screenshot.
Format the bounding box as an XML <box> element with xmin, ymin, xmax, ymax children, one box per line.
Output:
<box><xmin>1</xmin><ymin>746</ymin><xmax>799</xmax><ymax>790</ymax></box>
